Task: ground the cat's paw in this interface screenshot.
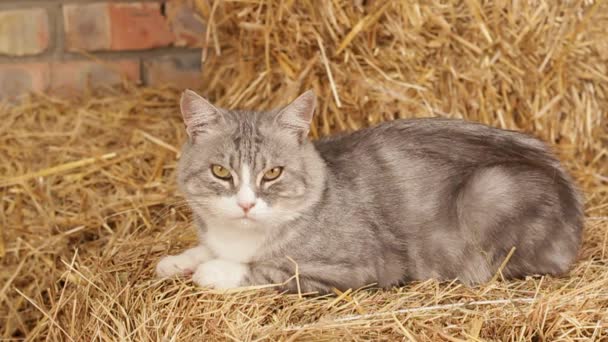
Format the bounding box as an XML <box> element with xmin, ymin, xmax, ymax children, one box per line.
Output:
<box><xmin>192</xmin><ymin>259</ymin><xmax>248</xmax><ymax>289</ymax></box>
<box><xmin>155</xmin><ymin>254</ymin><xmax>198</xmax><ymax>278</ymax></box>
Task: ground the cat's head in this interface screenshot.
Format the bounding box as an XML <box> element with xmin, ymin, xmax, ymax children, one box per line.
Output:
<box><xmin>176</xmin><ymin>90</ymin><xmax>326</xmax><ymax>231</ymax></box>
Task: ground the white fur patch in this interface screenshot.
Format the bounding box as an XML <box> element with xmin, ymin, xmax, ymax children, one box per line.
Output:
<box><xmin>205</xmin><ymin>218</ymin><xmax>268</xmax><ymax>262</ymax></box>
<box><xmin>237</xmin><ymin>164</ymin><xmax>256</xmax><ymax>205</ymax></box>
<box><xmin>215</xmin><ymin>195</ymin><xmax>270</xmax><ymax>220</ymax></box>
<box><xmin>156</xmin><ymin>245</ymin><xmax>213</xmax><ymax>278</ymax></box>
<box><xmin>192</xmin><ymin>259</ymin><xmax>248</xmax><ymax>289</ymax></box>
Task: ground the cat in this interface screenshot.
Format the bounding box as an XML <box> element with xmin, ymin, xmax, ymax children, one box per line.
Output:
<box><xmin>155</xmin><ymin>89</ymin><xmax>583</xmax><ymax>294</ymax></box>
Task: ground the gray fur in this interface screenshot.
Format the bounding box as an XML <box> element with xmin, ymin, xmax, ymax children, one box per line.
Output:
<box><xmin>175</xmin><ymin>90</ymin><xmax>584</xmax><ymax>294</ymax></box>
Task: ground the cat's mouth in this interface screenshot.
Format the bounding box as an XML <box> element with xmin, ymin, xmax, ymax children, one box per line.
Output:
<box><xmin>236</xmin><ymin>215</ymin><xmax>256</xmax><ymax>222</ymax></box>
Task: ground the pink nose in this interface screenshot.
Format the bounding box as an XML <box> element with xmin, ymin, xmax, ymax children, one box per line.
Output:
<box><xmin>238</xmin><ymin>201</ymin><xmax>256</xmax><ymax>213</ymax></box>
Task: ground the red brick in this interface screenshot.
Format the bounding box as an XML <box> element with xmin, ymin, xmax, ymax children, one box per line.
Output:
<box><xmin>0</xmin><ymin>63</ymin><xmax>50</xmax><ymax>100</ymax></box>
<box><xmin>166</xmin><ymin>0</ymin><xmax>206</xmax><ymax>47</ymax></box>
<box><xmin>143</xmin><ymin>54</ymin><xmax>202</xmax><ymax>88</ymax></box>
<box><xmin>50</xmin><ymin>60</ymin><xmax>141</xmax><ymax>94</ymax></box>
<box><xmin>0</xmin><ymin>9</ymin><xmax>49</xmax><ymax>56</ymax></box>
<box><xmin>109</xmin><ymin>3</ymin><xmax>174</xmax><ymax>50</ymax></box>
<box><xmin>63</xmin><ymin>3</ymin><xmax>111</xmax><ymax>51</ymax></box>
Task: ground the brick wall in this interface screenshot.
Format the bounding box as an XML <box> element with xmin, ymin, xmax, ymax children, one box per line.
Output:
<box><xmin>0</xmin><ymin>0</ymin><xmax>205</xmax><ymax>100</ymax></box>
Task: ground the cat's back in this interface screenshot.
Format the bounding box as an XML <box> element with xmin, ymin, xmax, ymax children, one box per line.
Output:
<box><xmin>313</xmin><ymin>117</ymin><xmax>556</xmax><ymax>168</ymax></box>
<box><xmin>310</xmin><ymin>116</ymin><xmax>580</xmax><ymax>226</ymax></box>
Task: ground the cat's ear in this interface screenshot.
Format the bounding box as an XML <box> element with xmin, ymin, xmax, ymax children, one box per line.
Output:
<box><xmin>180</xmin><ymin>89</ymin><xmax>221</xmax><ymax>138</ymax></box>
<box><xmin>274</xmin><ymin>90</ymin><xmax>316</xmax><ymax>141</ymax></box>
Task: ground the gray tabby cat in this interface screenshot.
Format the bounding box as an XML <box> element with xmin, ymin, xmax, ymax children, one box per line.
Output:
<box><xmin>156</xmin><ymin>89</ymin><xmax>583</xmax><ymax>294</ymax></box>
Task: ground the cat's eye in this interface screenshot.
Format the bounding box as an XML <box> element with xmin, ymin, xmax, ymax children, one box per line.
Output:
<box><xmin>263</xmin><ymin>167</ymin><xmax>283</xmax><ymax>181</ymax></box>
<box><xmin>211</xmin><ymin>164</ymin><xmax>232</xmax><ymax>180</ymax></box>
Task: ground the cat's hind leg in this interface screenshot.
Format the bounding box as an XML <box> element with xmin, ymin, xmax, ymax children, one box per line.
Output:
<box><xmin>454</xmin><ymin>165</ymin><xmax>522</xmax><ymax>285</ymax></box>
<box><xmin>455</xmin><ymin>164</ymin><xmax>581</xmax><ymax>285</ymax></box>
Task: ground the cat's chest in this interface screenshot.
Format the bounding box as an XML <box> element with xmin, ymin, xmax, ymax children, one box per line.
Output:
<box><xmin>205</xmin><ymin>224</ymin><xmax>267</xmax><ymax>263</ymax></box>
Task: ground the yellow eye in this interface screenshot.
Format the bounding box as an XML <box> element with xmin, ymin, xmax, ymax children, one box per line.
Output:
<box><xmin>211</xmin><ymin>164</ymin><xmax>232</xmax><ymax>180</ymax></box>
<box><xmin>263</xmin><ymin>167</ymin><xmax>283</xmax><ymax>181</ymax></box>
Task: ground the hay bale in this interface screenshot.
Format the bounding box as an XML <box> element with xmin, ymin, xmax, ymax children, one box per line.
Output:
<box><xmin>1</xmin><ymin>1</ymin><xmax>607</xmax><ymax>340</ymax></box>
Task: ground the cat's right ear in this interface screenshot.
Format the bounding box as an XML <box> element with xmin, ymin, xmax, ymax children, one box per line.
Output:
<box><xmin>180</xmin><ymin>89</ymin><xmax>221</xmax><ymax>138</ymax></box>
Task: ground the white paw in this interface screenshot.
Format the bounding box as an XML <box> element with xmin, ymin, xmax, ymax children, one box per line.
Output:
<box><xmin>156</xmin><ymin>254</ymin><xmax>199</xmax><ymax>278</ymax></box>
<box><xmin>192</xmin><ymin>259</ymin><xmax>248</xmax><ymax>289</ymax></box>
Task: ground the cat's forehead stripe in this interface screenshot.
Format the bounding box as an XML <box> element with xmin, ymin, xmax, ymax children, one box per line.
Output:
<box><xmin>232</xmin><ymin>116</ymin><xmax>266</xmax><ymax>171</ymax></box>
<box><xmin>229</xmin><ymin>154</ymin><xmax>236</xmax><ymax>170</ymax></box>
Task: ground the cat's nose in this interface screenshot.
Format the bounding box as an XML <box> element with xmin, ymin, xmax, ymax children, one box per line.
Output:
<box><xmin>238</xmin><ymin>201</ymin><xmax>256</xmax><ymax>213</ymax></box>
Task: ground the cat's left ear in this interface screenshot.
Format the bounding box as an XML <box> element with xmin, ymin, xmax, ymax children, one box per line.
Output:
<box><xmin>274</xmin><ymin>90</ymin><xmax>316</xmax><ymax>141</ymax></box>
<box><xmin>180</xmin><ymin>89</ymin><xmax>222</xmax><ymax>138</ymax></box>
